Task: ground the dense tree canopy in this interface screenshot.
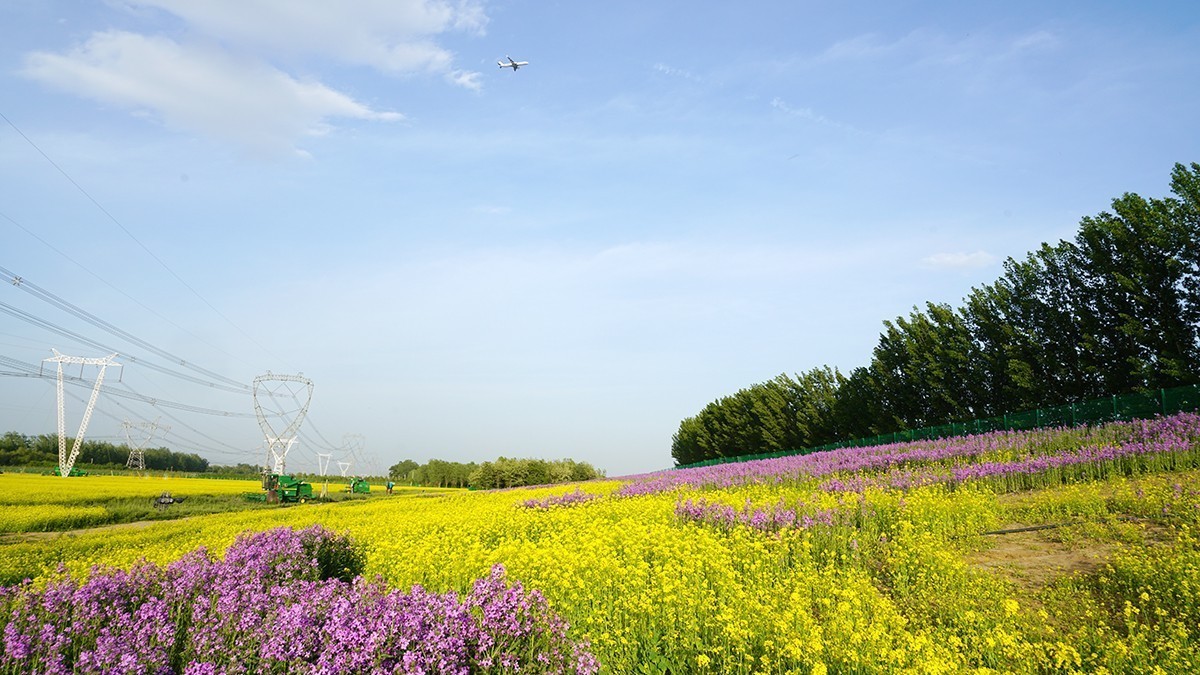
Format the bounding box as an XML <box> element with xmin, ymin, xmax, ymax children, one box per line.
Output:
<box><xmin>671</xmin><ymin>368</ymin><xmax>843</xmax><ymax>465</ymax></box>
<box><xmin>388</xmin><ymin>458</ymin><xmax>475</xmax><ymax>488</ymax></box>
<box><xmin>388</xmin><ymin>456</ymin><xmax>603</xmax><ymax>490</ymax></box>
<box><xmin>673</xmin><ymin>162</ymin><xmax>1200</xmax><ymax>466</ymax></box>
<box><xmin>0</xmin><ymin>432</ymin><xmax>210</xmax><ymax>472</ymax></box>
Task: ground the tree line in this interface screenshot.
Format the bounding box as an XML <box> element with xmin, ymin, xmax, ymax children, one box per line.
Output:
<box><xmin>0</xmin><ymin>432</ymin><xmax>210</xmax><ymax>473</ymax></box>
<box><xmin>673</xmin><ymin>162</ymin><xmax>1200</xmax><ymax>466</ymax></box>
<box><xmin>389</xmin><ymin>456</ymin><xmax>603</xmax><ymax>490</ymax></box>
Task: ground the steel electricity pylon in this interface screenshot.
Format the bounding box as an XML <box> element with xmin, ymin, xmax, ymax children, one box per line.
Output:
<box><xmin>317</xmin><ymin>452</ymin><xmax>332</xmax><ymax>497</ymax></box>
<box><xmin>42</xmin><ymin>349</ymin><xmax>121</xmax><ymax>477</ymax></box>
<box><xmin>123</xmin><ymin>418</ymin><xmax>168</xmax><ymax>471</ymax></box>
<box><xmin>252</xmin><ymin>372</ymin><xmax>313</xmax><ymax>474</ymax></box>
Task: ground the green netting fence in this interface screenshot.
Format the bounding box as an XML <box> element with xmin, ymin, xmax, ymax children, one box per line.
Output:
<box><xmin>676</xmin><ymin>383</ymin><xmax>1200</xmax><ymax>470</ymax></box>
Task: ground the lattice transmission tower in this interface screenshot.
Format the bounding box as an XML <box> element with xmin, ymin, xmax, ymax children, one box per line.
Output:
<box><xmin>252</xmin><ymin>372</ymin><xmax>313</xmax><ymax>474</ymax></box>
<box><xmin>338</xmin><ymin>432</ymin><xmax>371</xmax><ymax>478</ymax></box>
<box><xmin>42</xmin><ymin>349</ymin><xmax>121</xmax><ymax>477</ymax></box>
<box><xmin>123</xmin><ymin>418</ymin><xmax>168</xmax><ymax>471</ymax></box>
<box><xmin>316</xmin><ymin>452</ymin><xmax>332</xmax><ymax>497</ymax></box>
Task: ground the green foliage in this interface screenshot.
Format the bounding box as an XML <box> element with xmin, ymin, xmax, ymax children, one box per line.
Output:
<box><xmin>387</xmin><ymin>456</ymin><xmax>602</xmax><ymax>490</ymax></box>
<box><xmin>675</xmin><ymin>162</ymin><xmax>1200</xmax><ymax>465</ymax></box>
<box><xmin>467</xmin><ymin>456</ymin><xmax>602</xmax><ymax>490</ymax></box>
<box><xmin>388</xmin><ymin>459</ymin><xmax>420</xmax><ymax>481</ymax></box>
<box><xmin>671</xmin><ymin>367</ymin><xmax>844</xmax><ymax>465</ymax></box>
<box><xmin>0</xmin><ymin>432</ymin><xmax>209</xmax><ymax>472</ymax></box>
<box><xmin>301</xmin><ymin>527</ymin><xmax>367</xmax><ymax>583</ymax></box>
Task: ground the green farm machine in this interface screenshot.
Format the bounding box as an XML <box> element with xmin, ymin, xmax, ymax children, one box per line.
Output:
<box><xmin>348</xmin><ymin>477</ymin><xmax>371</xmax><ymax>494</ymax></box>
<box><xmin>245</xmin><ymin>472</ymin><xmax>314</xmax><ymax>503</ymax></box>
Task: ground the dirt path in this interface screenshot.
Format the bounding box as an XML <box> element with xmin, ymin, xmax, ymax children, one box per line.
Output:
<box><xmin>966</xmin><ymin>526</ymin><xmax>1114</xmax><ymax>589</ymax></box>
<box><xmin>0</xmin><ymin>517</ymin><xmax>186</xmax><ymax>544</ymax></box>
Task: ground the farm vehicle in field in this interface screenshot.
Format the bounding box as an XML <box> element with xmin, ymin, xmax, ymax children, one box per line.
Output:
<box><xmin>244</xmin><ymin>472</ymin><xmax>314</xmax><ymax>504</ymax></box>
<box><xmin>347</xmin><ymin>477</ymin><xmax>371</xmax><ymax>494</ymax></box>
<box><xmin>152</xmin><ymin>491</ymin><xmax>187</xmax><ymax>509</ymax></box>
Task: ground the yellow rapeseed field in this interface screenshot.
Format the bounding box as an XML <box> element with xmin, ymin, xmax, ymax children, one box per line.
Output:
<box><xmin>2</xmin><ymin>469</ymin><xmax>1197</xmax><ymax>673</ymax></box>
<box><xmin>0</xmin><ymin>473</ymin><xmax>261</xmax><ymax>506</ymax></box>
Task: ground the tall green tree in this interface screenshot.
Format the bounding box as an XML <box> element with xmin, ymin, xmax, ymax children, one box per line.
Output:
<box><xmin>675</xmin><ymin>162</ymin><xmax>1200</xmax><ymax>466</ymax></box>
<box><xmin>1072</xmin><ymin>172</ymin><xmax>1200</xmax><ymax>391</ymax></box>
<box><xmin>388</xmin><ymin>459</ymin><xmax>420</xmax><ymax>482</ymax></box>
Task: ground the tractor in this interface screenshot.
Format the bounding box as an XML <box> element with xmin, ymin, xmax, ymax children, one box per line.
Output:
<box><xmin>245</xmin><ymin>472</ymin><xmax>314</xmax><ymax>503</ymax></box>
<box><xmin>348</xmin><ymin>477</ymin><xmax>371</xmax><ymax>494</ymax></box>
<box><xmin>275</xmin><ymin>474</ymin><xmax>315</xmax><ymax>502</ymax></box>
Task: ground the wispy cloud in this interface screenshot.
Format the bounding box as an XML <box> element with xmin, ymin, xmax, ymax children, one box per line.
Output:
<box><xmin>1012</xmin><ymin>30</ymin><xmax>1059</xmax><ymax>52</ymax></box>
<box><xmin>446</xmin><ymin>69</ymin><xmax>483</xmax><ymax>92</ymax></box>
<box><xmin>812</xmin><ymin>27</ymin><xmax>1059</xmax><ymax>72</ymax></box>
<box><xmin>22</xmin><ymin>31</ymin><xmax>402</xmax><ymax>157</ymax></box>
<box><xmin>920</xmin><ymin>251</ymin><xmax>997</xmax><ymax>270</ymax></box>
<box><xmin>20</xmin><ymin>0</ymin><xmax>486</xmax><ymax>154</ymax></box>
<box><xmin>817</xmin><ymin>33</ymin><xmax>899</xmax><ymax>62</ymax></box>
<box><xmin>770</xmin><ymin>97</ymin><xmax>860</xmax><ymax>134</ymax></box>
<box><xmin>653</xmin><ymin>62</ymin><xmax>701</xmax><ymax>82</ymax></box>
<box><xmin>124</xmin><ymin>0</ymin><xmax>487</xmax><ymax>74</ymax></box>
<box><xmin>770</xmin><ymin>97</ymin><xmax>832</xmax><ymax>124</ymax></box>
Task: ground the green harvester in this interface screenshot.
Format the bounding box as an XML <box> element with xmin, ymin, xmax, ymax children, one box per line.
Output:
<box><xmin>244</xmin><ymin>472</ymin><xmax>314</xmax><ymax>503</ymax></box>
<box><xmin>276</xmin><ymin>474</ymin><xmax>315</xmax><ymax>502</ymax></box>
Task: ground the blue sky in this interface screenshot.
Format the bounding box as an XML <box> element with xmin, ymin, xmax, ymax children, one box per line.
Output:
<box><xmin>1</xmin><ymin>1</ymin><xmax>1198</xmax><ymax>476</ymax></box>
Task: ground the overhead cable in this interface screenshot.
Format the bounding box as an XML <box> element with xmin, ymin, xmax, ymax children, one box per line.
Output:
<box><xmin>0</xmin><ymin>110</ymin><xmax>286</xmax><ymax>366</ymax></box>
<box><xmin>0</xmin><ymin>267</ymin><xmax>250</xmax><ymax>392</ymax></box>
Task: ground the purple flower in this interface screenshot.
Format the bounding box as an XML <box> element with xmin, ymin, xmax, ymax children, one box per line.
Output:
<box><xmin>0</xmin><ymin>527</ymin><xmax>598</xmax><ymax>674</ymax></box>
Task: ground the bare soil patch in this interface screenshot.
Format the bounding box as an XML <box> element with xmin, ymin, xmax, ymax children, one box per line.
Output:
<box><xmin>0</xmin><ymin>517</ymin><xmax>171</xmax><ymax>544</ymax></box>
<box><xmin>967</xmin><ymin>525</ymin><xmax>1114</xmax><ymax>590</ymax></box>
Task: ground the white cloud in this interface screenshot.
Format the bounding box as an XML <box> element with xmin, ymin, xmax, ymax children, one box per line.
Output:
<box><xmin>653</xmin><ymin>62</ymin><xmax>701</xmax><ymax>82</ymax></box>
<box><xmin>1012</xmin><ymin>30</ymin><xmax>1058</xmax><ymax>52</ymax></box>
<box><xmin>20</xmin><ymin>1</ymin><xmax>486</xmax><ymax>153</ymax></box>
<box><xmin>818</xmin><ymin>33</ymin><xmax>895</xmax><ymax>62</ymax></box>
<box><xmin>446</xmin><ymin>68</ymin><xmax>483</xmax><ymax>92</ymax></box>
<box><xmin>123</xmin><ymin>0</ymin><xmax>487</xmax><ymax>74</ymax></box>
<box><xmin>771</xmin><ymin>97</ymin><xmax>830</xmax><ymax>124</ymax></box>
<box><xmin>920</xmin><ymin>250</ymin><xmax>997</xmax><ymax>270</ymax></box>
<box><xmin>771</xmin><ymin>97</ymin><xmax>861</xmax><ymax>134</ymax></box>
<box><xmin>22</xmin><ymin>31</ymin><xmax>402</xmax><ymax>157</ymax></box>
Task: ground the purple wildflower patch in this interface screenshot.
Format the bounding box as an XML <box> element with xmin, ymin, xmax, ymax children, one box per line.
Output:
<box><xmin>675</xmin><ymin>497</ymin><xmax>853</xmax><ymax>534</ymax></box>
<box><xmin>520</xmin><ymin>489</ymin><xmax>600</xmax><ymax>510</ymax></box>
<box><xmin>0</xmin><ymin>525</ymin><xmax>598</xmax><ymax>674</ymax></box>
<box><xmin>618</xmin><ymin>412</ymin><xmax>1200</xmax><ymax>497</ymax></box>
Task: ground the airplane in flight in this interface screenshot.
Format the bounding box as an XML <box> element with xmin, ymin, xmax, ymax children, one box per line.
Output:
<box><xmin>498</xmin><ymin>56</ymin><xmax>529</xmax><ymax>70</ymax></box>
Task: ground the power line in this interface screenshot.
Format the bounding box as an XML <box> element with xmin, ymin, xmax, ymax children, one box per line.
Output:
<box><xmin>0</xmin><ymin>210</ymin><xmax>256</xmax><ymax>371</ymax></box>
<box><xmin>0</xmin><ymin>355</ymin><xmax>260</xmax><ymax>417</ymax></box>
<box><xmin>10</xmin><ymin>360</ymin><xmax>260</xmax><ymax>462</ymax></box>
<box><xmin>1</xmin><ymin>267</ymin><xmax>250</xmax><ymax>392</ymax></box>
<box><xmin>5</xmin><ymin>353</ymin><xmax>340</xmax><ymax>464</ymax></box>
<box><xmin>64</xmin><ymin>384</ymin><xmax>258</xmax><ymax>462</ymax></box>
<box><xmin>1</xmin><ymin>110</ymin><xmax>287</xmax><ymax>367</ymax></box>
<box><xmin>298</xmin><ymin>411</ymin><xmax>344</xmax><ymax>453</ymax></box>
<box><xmin>0</xmin><ymin>300</ymin><xmax>248</xmax><ymax>394</ymax></box>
